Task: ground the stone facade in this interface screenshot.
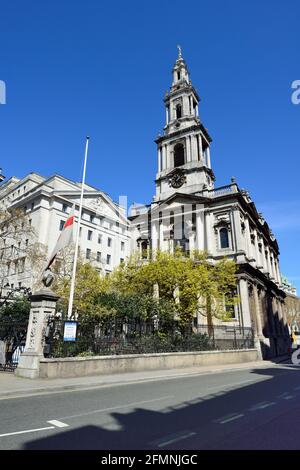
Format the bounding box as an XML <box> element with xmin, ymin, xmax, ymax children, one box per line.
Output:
<box><xmin>129</xmin><ymin>49</ymin><xmax>290</xmax><ymax>359</ymax></box>
<box><xmin>0</xmin><ymin>50</ymin><xmax>290</xmax><ymax>359</ymax></box>
<box><xmin>0</xmin><ymin>172</ymin><xmax>131</xmax><ymax>289</ymax></box>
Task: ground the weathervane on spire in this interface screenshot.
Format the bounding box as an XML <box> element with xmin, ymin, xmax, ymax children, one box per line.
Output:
<box><xmin>177</xmin><ymin>44</ymin><xmax>182</xmax><ymax>59</ymax></box>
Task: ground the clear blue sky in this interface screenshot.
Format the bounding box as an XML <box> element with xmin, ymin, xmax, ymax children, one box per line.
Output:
<box><xmin>0</xmin><ymin>0</ymin><xmax>299</xmax><ymax>291</ymax></box>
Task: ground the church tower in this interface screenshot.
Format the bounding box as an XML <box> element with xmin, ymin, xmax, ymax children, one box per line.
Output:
<box><xmin>154</xmin><ymin>47</ymin><xmax>215</xmax><ymax>202</ymax></box>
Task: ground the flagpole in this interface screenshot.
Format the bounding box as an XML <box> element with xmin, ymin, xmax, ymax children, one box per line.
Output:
<box><xmin>67</xmin><ymin>136</ymin><xmax>90</xmax><ymax>320</ymax></box>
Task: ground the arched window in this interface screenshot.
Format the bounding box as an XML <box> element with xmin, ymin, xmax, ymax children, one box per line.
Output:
<box><xmin>174</xmin><ymin>143</ymin><xmax>185</xmax><ymax>167</ymax></box>
<box><xmin>176</xmin><ymin>104</ymin><xmax>182</xmax><ymax>119</ymax></box>
<box><xmin>220</xmin><ymin>227</ymin><xmax>229</xmax><ymax>249</ymax></box>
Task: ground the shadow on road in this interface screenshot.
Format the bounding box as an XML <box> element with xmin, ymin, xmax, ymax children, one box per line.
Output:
<box><xmin>23</xmin><ymin>365</ymin><xmax>300</xmax><ymax>450</ymax></box>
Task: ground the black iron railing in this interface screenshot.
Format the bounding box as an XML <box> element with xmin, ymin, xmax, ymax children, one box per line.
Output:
<box><xmin>44</xmin><ymin>318</ymin><xmax>254</xmax><ymax>358</ymax></box>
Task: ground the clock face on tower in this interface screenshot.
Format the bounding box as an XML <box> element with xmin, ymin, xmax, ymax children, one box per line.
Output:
<box><xmin>169</xmin><ymin>169</ymin><xmax>186</xmax><ymax>188</ymax></box>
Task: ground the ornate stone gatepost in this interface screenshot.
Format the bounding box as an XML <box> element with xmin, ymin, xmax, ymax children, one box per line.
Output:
<box><xmin>15</xmin><ymin>288</ymin><xmax>59</xmax><ymax>379</ymax></box>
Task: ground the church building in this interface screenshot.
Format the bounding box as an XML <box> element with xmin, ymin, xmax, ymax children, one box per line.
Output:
<box><xmin>130</xmin><ymin>48</ymin><xmax>290</xmax><ymax>359</ymax></box>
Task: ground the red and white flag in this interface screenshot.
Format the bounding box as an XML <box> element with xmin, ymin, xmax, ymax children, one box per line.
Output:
<box><xmin>45</xmin><ymin>212</ymin><xmax>75</xmax><ymax>270</ymax></box>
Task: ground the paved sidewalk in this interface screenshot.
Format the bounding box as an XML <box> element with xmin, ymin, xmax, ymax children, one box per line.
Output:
<box><xmin>0</xmin><ymin>356</ymin><xmax>290</xmax><ymax>400</ymax></box>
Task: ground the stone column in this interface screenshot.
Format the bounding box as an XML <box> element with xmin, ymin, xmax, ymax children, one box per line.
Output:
<box><xmin>190</xmin><ymin>135</ymin><xmax>194</xmax><ymax>161</ymax></box>
<box><xmin>198</xmin><ymin>134</ymin><xmax>203</xmax><ymax>161</ymax></box>
<box><xmin>186</xmin><ymin>136</ymin><xmax>191</xmax><ymax>162</ymax></box>
<box><xmin>151</xmin><ymin>218</ymin><xmax>158</xmax><ymax>252</ymax></box>
<box><xmin>231</xmin><ymin>207</ymin><xmax>245</xmax><ymax>257</ymax></box>
<box><xmin>15</xmin><ymin>289</ymin><xmax>59</xmax><ymax>379</ymax></box>
<box><xmin>205</xmin><ymin>211</ymin><xmax>213</xmax><ymax>256</ymax></box>
<box><xmin>157</xmin><ymin>148</ymin><xmax>161</xmax><ymax>173</ymax></box>
<box><xmin>238</xmin><ymin>278</ymin><xmax>252</xmax><ymax>328</ymax></box>
<box><xmin>206</xmin><ymin>146</ymin><xmax>211</xmax><ymax>168</ymax></box>
<box><xmin>244</xmin><ymin>218</ymin><xmax>254</xmax><ymax>262</ymax></box>
<box><xmin>196</xmin><ymin>204</ymin><xmax>204</xmax><ymax>251</ymax></box>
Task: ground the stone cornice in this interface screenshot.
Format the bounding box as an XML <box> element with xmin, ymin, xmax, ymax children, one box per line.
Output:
<box><xmin>155</xmin><ymin>123</ymin><xmax>212</xmax><ymax>144</ymax></box>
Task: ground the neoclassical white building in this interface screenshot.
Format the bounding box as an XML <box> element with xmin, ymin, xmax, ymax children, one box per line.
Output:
<box><xmin>0</xmin><ymin>172</ymin><xmax>131</xmax><ymax>289</ymax></box>
<box><xmin>0</xmin><ymin>49</ymin><xmax>290</xmax><ymax>359</ymax></box>
<box><xmin>129</xmin><ymin>49</ymin><xmax>290</xmax><ymax>359</ymax></box>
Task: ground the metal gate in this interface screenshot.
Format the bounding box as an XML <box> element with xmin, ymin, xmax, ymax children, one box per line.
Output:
<box><xmin>0</xmin><ymin>322</ymin><xmax>28</xmax><ymax>372</ymax></box>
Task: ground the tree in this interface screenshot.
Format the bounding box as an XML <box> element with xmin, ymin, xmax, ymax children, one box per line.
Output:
<box><xmin>53</xmin><ymin>260</ymin><xmax>106</xmax><ymax>318</ymax></box>
<box><xmin>0</xmin><ymin>207</ymin><xmax>48</xmax><ymax>293</ymax></box>
<box><xmin>284</xmin><ymin>293</ymin><xmax>300</xmax><ymax>328</ymax></box>
<box><xmin>0</xmin><ymin>296</ymin><xmax>31</xmax><ymax>359</ymax></box>
<box><xmin>106</xmin><ymin>249</ymin><xmax>238</xmax><ymax>326</ymax></box>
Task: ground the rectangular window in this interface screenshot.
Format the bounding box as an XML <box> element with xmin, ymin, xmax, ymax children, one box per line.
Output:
<box><xmin>120</xmin><ymin>258</ymin><xmax>124</xmax><ymax>264</ymax></box>
<box><xmin>62</xmin><ymin>203</ymin><xmax>68</xmax><ymax>213</ymax></box>
<box><xmin>86</xmin><ymin>248</ymin><xmax>91</xmax><ymax>259</ymax></box>
<box><xmin>97</xmin><ymin>251</ymin><xmax>101</xmax><ymax>262</ymax></box>
<box><xmin>90</xmin><ymin>214</ymin><xmax>94</xmax><ymax>223</ymax></box>
<box><xmin>98</xmin><ymin>234</ymin><xmax>102</xmax><ymax>244</ymax></box>
<box><xmin>121</xmin><ymin>241</ymin><xmax>125</xmax><ymax>251</ymax></box>
<box><xmin>87</xmin><ymin>230</ymin><xmax>93</xmax><ymax>241</ymax></box>
<box><xmin>107</xmin><ymin>237</ymin><xmax>112</xmax><ymax>247</ymax></box>
<box><xmin>106</xmin><ymin>254</ymin><xmax>111</xmax><ymax>265</ymax></box>
<box><xmin>192</xmin><ymin>204</ymin><xmax>196</xmax><ymax>231</ymax></box>
<box><xmin>59</xmin><ymin>220</ymin><xmax>65</xmax><ymax>231</ymax></box>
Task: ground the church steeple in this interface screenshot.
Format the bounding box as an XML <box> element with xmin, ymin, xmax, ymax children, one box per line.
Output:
<box><xmin>154</xmin><ymin>48</ymin><xmax>214</xmax><ymax>202</ymax></box>
<box><xmin>172</xmin><ymin>45</ymin><xmax>190</xmax><ymax>87</ymax></box>
<box><xmin>164</xmin><ymin>46</ymin><xmax>200</xmax><ymax>133</ymax></box>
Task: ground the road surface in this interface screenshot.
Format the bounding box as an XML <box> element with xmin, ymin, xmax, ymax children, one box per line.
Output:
<box><xmin>0</xmin><ymin>361</ymin><xmax>300</xmax><ymax>450</ymax></box>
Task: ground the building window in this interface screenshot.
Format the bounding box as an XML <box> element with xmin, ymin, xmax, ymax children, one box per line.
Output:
<box><xmin>62</xmin><ymin>203</ymin><xmax>68</xmax><ymax>213</ymax></box>
<box><xmin>170</xmin><ymin>211</ymin><xmax>174</xmax><ymax>239</ymax></box>
<box><xmin>59</xmin><ymin>220</ymin><xmax>65</xmax><ymax>231</ymax></box>
<box><xmin>87</xmin><ymin>230</ymin><xmax>93</xmax><ymax>241</ymax></box>
<box><xmin>31</xmin><ymin>202</ymin><xmax>35</xmax><ymax>210</ymax></box>
<box><xmin>177</xmin><ymin>71</ymin><xmax>181</xmax><ymax>80</ymax></box>
<box><xmin>107</xmin><ymin>254</ymin><xmax>111</xmax><ymax>265</ymax></box>
<box><xmin>120</xmin><ymin>258</ymin><xmax>124</xmax><ymax>264</ymax></box>
<box><xmin>141</xmin><ymin>240</ymin><xmax>148</xmax><ymax>259</ymax></box>
<box><xmin>97</xmin><ymin>251</ymin><xmax>101</xmax><ymax>262</ymax></box>
<box><xmin>121</xmin><ymin>241</ymin><xmax>125</xmax><ymax>251</ymax></box>
<box><xmin>219</xmin><ymin>227</ymin><xmax>229</xmax><ymax>249</ymax></box>
<box><xmin>86</xmin><ymin>248</ymin><xmax>91</xmax><ymax>259</ymax></box>
<box><xmin>174</xmin><ymin>143</ymin><xmax>185</xmax><ymax>167</ymax></box>
<box><xmin>98</xmin><ymin>234</ymin><xmax>102</xmax><ymax>244</ymax></box>
<box><xmin>90</xmin><ymin>214</ymin><xmax>94</xmax><ymax>223</ymax></box>
<box><xmin>192</xmin><ymin>204</ymin><xmax>196</xmax><ymax>231</ymax></box>
<box><xmin>176</xmin><ymin>103</ymin><xmax>182</xmax><ymax>119</ymax></box>
<box><xmin>107</xmin><ymin>237</ymin><xmax>112</xmax><ymax>247</ymax></box>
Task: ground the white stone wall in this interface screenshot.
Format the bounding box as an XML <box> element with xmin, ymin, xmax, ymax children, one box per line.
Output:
<box><xmin>0</xmin><ymin>173</ymin><xmax>131</xmax><ymax>290</ymax></box>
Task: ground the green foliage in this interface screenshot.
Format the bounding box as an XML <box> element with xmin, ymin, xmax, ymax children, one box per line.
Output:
<box><xmin>0</xmin><ymin>297</ymin><xmax>30</xmax><ymax>323</ymax></box>
<box><xmin>53</xmin><ymin>261</ymin><xmax>107</xmax><ymax>317</ymax></box>
<box><xmin>0</xmin><ymin>297</ymin><xmax>30</xmax><ymax>354</ymax></box>
<box><xmin>106</xmin><ymin>249</ymin><xmax>238</xmax><ymax>325</ymax></box>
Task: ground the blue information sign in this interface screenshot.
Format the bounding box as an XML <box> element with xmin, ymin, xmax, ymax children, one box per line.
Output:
<box><xmin>63</xmin><ymin>321</ymin><xmax>78</xmax><ymax>342</ymax></box>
